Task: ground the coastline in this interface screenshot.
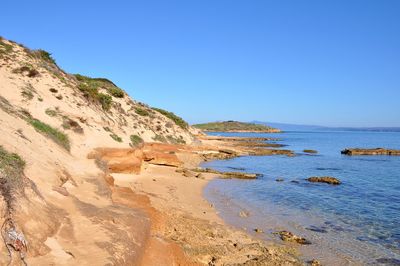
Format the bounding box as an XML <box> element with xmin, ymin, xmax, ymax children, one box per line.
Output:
<box><xmin>106</xmin><ymin>135</ymin><xmax>304</xmax><ymax>265</ymax></box>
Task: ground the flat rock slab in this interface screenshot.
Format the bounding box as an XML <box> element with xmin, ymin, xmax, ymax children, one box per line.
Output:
<box><xmin>341</xmin><ymin>148</ymin><xmax>400</xmax><ymax>156</ymax></box>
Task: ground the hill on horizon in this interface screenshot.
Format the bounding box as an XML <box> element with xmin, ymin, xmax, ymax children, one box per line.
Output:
<box><xmin>252</xmin><ymin>121</ymin><xmax>400</xmax><ymax>132</ymax></box>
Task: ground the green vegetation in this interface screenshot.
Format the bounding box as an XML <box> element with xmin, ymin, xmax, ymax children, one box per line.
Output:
<box><xmin>152</xmin><ymin>134</ymin><xmax>167</xmax><ymax>143</ymax></box>
<box><xmin>167</xmin><ymin>135</ymin><xmax>186</xmax><ymax>145</ymax></box>
<box><xmin>0</xmin><ymin>38</ymin><xmax>13</xmax><ymax>55</ymax></box>
<box><xmin>134</xmin><ymin>107</ymin><xmax>150</xmax><ymax>116</ymax></box>
<box><xmin>110</xmin><ymin>133</ymin><xmax>122</xmax><ymax>142</ymax></box>
<box><xmin>28</xmin><ymin>118</ymin><xmax>70</xmax><ymax>150</ymax></box>
<box><xmin>98</xmin><ymin>93</ymin><xmax>112</xmax><ymax>110</ymax></box>
<box><xmin>193</xmin><ymin>121</ymin><xmax>281</xmax><ymax>132</ymax></box>
<box><xmin>0</xmin><ymin>146</ymin><xmax>25</xmax><ymax>183</ymax></box>
<box><xmin>130</xmin><ymin>135</ymin><xmax>144</xmax><ymax>147</ymax></box>
<box><xmin>33</xmin><ymin>49</ymin><xmax>56</xmax><ymax>65</ymax></box>
<box><xmin>21</xmin><ymin>89</ymin><xmax>34</xmax><ymax>100</ymax></box>
<box><xmin>45</xmin><ymin>108</ymin><xmax>57</xmax><ymax>117</ymax></box>
<box><xmin>75</xmin><ymin>74</ymin><xmax>125</xmax><ymax>111</ymax></box>
<box><xmin>152</xmin><ymin>107</ymin><xmax>188</xmax><ymax>130</ymax></box>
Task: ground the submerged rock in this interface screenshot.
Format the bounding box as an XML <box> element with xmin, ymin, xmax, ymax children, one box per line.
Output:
<box><xmin>303</xmin><ymin>149</ymin><xmax>318</xmax><ymax>154</ymax></box>
<box><xmin>376</xmin><ymin>258</ymin><xmax>400</xmax><ymax>265</ymax></box>
<box><xmin>276</xmin><ymin>178</ymin><xmax>284</xmax><ymax>182</ymax></box>
<box><xmin>254</xmin><ymin>228</ymin><xmax>263</xmax><ymax>233</ymax></box>
<box><xmin>276</xmin><ymin>231</ymin><xmax>311</xmax><ymax>245</ymax></box>
<box><xmin>306</xmin><ymin>176</ymin><xmax>341</xmax><ymax>185</ymax></box>
<box><xmin>341</xmin><ymin>148</ymin><xmax>400</xmax><ymax>156</ymax></box>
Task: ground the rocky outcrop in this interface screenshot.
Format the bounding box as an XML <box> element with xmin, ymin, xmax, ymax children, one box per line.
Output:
<box><xmin>341</xmin><ymin>148</ymin><xmax>400</xmax><ymax>156</ymax></box>
<box><xmin>143</xmin><ymin>150</ymin><xmax>182</xmax><ymax>167</ymax></box>
<box><xmin>307</xmin><ymin>176</ymin><xmax>341</xmax><ymax>185</ymax></box>
<box><xmin>191</xmin><ymin>167</ymin><xmax>261</xmax><ymax>179</ymax></box>
<box><xmin>88</xmin><ymin>148</ymin><xmax>143</xmax><ymax>174</ymax></box>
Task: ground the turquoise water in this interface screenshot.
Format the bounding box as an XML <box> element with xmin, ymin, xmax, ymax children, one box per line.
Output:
<box><xmin>203</xmin><ymin>131</ymin><xmax>400</xmax><ymax>265</ymax></box>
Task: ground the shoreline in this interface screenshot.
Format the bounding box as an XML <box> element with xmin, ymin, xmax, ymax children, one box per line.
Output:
<box><xmin>104</xmin><ymin>135</ymin><xmax>305</xmax><ymax>265</ymax></box>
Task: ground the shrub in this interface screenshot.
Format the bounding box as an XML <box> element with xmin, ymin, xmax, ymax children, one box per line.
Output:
<box><xmin>108</xmin><ymin>86</ymin><xmax>124</xmax><ymax>98</ymax></box>
<box><xmin>130</xmin><ymin>135</ymin><xmax>143</xmax><ymax>147</ymax></box>
<box><xmin>12</xmin><ymin>66</ymin><xmax>40</xmax><ymax>78</ymax></box>
<box><xmin>62</xmin><ymin>117</ymin><xmax>84</xmax><ymax>134</ymax></box>
<box><xmin>28</xmin><ymin>118</ymin><xmax>70</xmax><ymax>150</ymax></box>
<box><xmin>167</xmin><ymin>135</ymin><xmax>186</xmax><ymax>145</ymax></box>
<box><xmin>75</xmin><ymin>74</ymin><xmax>124</xmax><ymax>98</ymax></box>
<box><xmin>152</xmin><ymin>134</ymin><xmax>167</xmax><ymax>143</ymax></box>
<box><xmin>98</xmin><ymin>93</ymin><xmax>112</xmax><ymax>111</ymax></box>
<box><xmin>0</xmin><ymin>146</ymin><xmax>25</xmax><ymax>181</ymax></box>
<box><xmin>152</xmin><ymin>107</ymin><xmax>188</xmax><ymax>129</ymax></box>
<box><xmin>34</xmin><ymin>49</ymin><xmax>56</xmax><ymax>65</ymax></box>
<box><xmin>0</xmin><ymin>146</ymin><xmax>25</xmax><ymax>203</ymax></box>
<box><xmin>21</xmin><ymin>89</ymin><xmax>34</xmax><ymax>100</ymax></box>
<box><xmin>0</xmin><ymin>38</ymin><xmax>13</xmax><ymax>54</ymax></box>
<box><xmin>45</xmin><ymin>109</ymin><xmax>57</xmax><ymax>117</ymax></box>
<box><xmin>134</xmin><ymin>107</ymin><xmax>150</xmax><ymax>116</ymax></box>
<box><xmin>110</xmin><ymin>133</ymin><xmax>122</xmax><ymax>142</ymax></box>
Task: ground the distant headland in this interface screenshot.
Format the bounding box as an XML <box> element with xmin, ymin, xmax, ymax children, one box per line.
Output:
<box><xmin>193</xmin><ymin>121</ymin><xmax>281</xmax><ymax>133</ymax></box>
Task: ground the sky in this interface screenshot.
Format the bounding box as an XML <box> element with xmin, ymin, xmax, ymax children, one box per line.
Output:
<box><xmin>1</xmin><ymin>0</ymin><xmax>399</xmax><ymax>127</ymax></box>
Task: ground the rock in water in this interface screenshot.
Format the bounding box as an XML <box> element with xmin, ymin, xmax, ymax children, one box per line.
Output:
<box><xmin>341</xmin><ymin>148</ymin><xmax>400</xmax><ymax>156</ymax></box>
<box><xmin>306</xmin><ymin>176</ymin><xmax>341</xmax><ymax>185</ymax></box>
<box><xmin>303</xmin><ymin>149</ymin><xmax>318</xmax><ymax>154</ymax></box>
<box><xmin>276</xmin><ymin>231</ymin><xmax>311</xmax><ymax>245</ymax></box>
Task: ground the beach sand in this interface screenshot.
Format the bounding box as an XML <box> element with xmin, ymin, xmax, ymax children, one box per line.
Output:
<box><xmin>107</xmin><ymin>137</ymin><xmax>303</xmax><ymax>265</ymax></box>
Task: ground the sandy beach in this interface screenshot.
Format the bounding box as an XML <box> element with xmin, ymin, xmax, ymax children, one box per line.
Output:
<box><xmin>104</xmin><ymin>136</ymin><xmax>303</xmax><ymax>265</ymax></box>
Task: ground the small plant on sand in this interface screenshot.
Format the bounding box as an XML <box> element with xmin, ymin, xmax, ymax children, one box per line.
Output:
<box><xmin>110</xmin><ymin>133</ymin><xmax>122</xmax><ymax>142</ymax></box>
<box><xmin>12</xmin><ymin>66</ymin><xmax>40</xmax><ymax>78</ymax></box>
<box><xmin>28</xmin><ymin>118</ymin><xmax>70</xmax><ymax>150</ymax></box>
<box><xmin>0</xmin><ymin>146</ymin><xmax>25</xmax><ymax>184</ymax></box>
<box><xmin>152</xmin><ymin>107</ymin><xmax>188</xmax><ymax>129</ymax></box>
<box><xmin>33</xmin><ymin>49</ymin><xmax>56</xmax><ymax>65</ymax></box>
<box><xmin>21</xmin><ymin>89</ymin><xmax>34</xmax><ymax>101</ymax></box>
<box><xmin>167</xmin><ymin>135</ymin><xmax>186</xmax><ymax>145</ymax></box>
<box><xmin>0</xmin><ymin>38</ymin><xmax>13</xmax><ymax>56</ymax></box>
<box><xmin>134</xmin><ymin>107</ymin><xmax>150</xmax><ymax>116</ymax></box>
<box><xmin>152</xmin><ymin>134</ymin><xmax>167</xmax><ymax>143</ymax></box>
<box><xmin>45</xmin><ymin>108</ymin><xmax>58</xmax><ymax>117</ymax></box>
<box><xmin>130</xmin><ymin>135</ymin><xmax>144</xmax><ymax>147</ymax></box>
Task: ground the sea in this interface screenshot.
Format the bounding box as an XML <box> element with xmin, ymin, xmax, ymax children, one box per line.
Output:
<box><xmin>203</xmin><ymin>131</ymin><xmax>400</xmax><ymax>265</ymax></box>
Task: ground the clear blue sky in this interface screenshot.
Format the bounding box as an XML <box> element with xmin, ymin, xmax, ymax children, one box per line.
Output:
<box><xmin>1</xmin><ymin>0</ymin><xmax>399</xmax><ymax>127</ymax></box>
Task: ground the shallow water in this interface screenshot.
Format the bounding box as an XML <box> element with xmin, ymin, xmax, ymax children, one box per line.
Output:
<box><xmin>203</xmin><ymin>131</ymin><xmax>400</xmax><ymax>265</ymax></box>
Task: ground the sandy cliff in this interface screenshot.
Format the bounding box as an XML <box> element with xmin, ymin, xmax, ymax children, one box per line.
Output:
<box><xmin>0</xmin><ymin>37</ymin><xmax>196</xmax><ymax>265</ymax></box>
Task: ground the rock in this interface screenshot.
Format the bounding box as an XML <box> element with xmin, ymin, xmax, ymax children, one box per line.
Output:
<box><xmin>306</xmin><ymin>176</ymin><xmax>341</xmax><ymax>185</ymax></box>
<box><xmin>276</xmin><ymin>231</ymin><xmax>311</xmax><ymax>245</ymax></box>
<box><xmin>341</xmin><ymin>148</ymin><xmax>400</xmax><ymax>156</ymax></box>
<box><xmin>88</xmin><ymin>148</ymin><xmax>143</xmax><ymax>174</ymax></box>
<box><xmin>308</xmin><ymin>259</ymin><xmax>322</xmax><ymax>266</ymax></box>
<box><xmin>306</xmin><ymin>226</ymin><xmax>328</xmax><ymax>233</ymax></box>
<box><xmin>182</xmin><ymin>169</ymin><xmax>196</xmax><ymax>178</ymax></box>
<box><xmin>303</xmin><ymin>149</ymin><xmax>318</xmax><ymax>154</ymax></box>
<box><xmin>376</xmin><ymin>258</ymin><xmax>400</xmax><ymax>265</ymax></box>
<box><xmin>254</xmin><ymin>228</ymin><xmax>263</xmax><ymax>233</ymax></box>
<box><xmin>239</xmin><ymin>211</ymin><xmax>250</xmax><ymax>218</ymax></box>
<box><xmin>249</xmin><ymin>149</ymin><xmax>294</xmax><ymax>157</ymax></box>
<box><xmin>276</xmin><ymin>178</ymin><xmax>284</xmax><ymax>182</ymax></box>
<box><xmin>196</xmin><ymin>173</ymin><xmax>205</xmax><ymax>179</ymax></box>
<box><xmin>191</xmin><ymin>168</ymin><xmax>261</xmax><ymax>179</ymax></box>
<box><xmin>143</xmin><ymin>150</ymin><xmax>182</xmax><ymax>167</ymax></box>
